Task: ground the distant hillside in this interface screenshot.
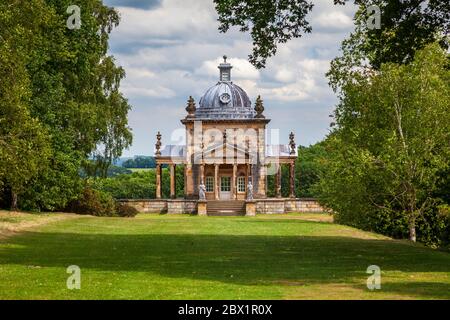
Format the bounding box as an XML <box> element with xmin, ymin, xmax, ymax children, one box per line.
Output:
<box><xmin>121</xmin><ymin>156</ymin><xmax>156</xmax><ymax>169</ymax></box>
<box><xmin>113</xmin><ymin>157</ymin><xmax>133</xmax><ymax>167</ymax></box>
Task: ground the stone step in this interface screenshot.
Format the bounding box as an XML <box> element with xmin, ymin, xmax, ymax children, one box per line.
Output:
<box><xmin>207</xmin><ymin>201</ymin><xmax>245</xmax><ymax>216</ymax></box>
<box><xmin>207</xmin><ymin>210</ymin><xmax>245</xmax><ymax>216</ymax></box>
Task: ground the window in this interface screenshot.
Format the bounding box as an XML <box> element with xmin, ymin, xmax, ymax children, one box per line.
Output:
<box><xmin>205</xmin><ymin>176</ymin><xmax>214</xmax><ymax>192</ymax></box>
<box><xmin>221</xmin><ymin>71</ymin><xmax>230</xmax><ymax>81</ymax></box>
<box><xmin>237</xmin><ymin>176</ymin><xmax>246</xmax><ymax>193</ymax></box>
<box><xmin>221</xmin><ymin>177</ymin><xmax>231</xmax><ymax>192</ymax></box>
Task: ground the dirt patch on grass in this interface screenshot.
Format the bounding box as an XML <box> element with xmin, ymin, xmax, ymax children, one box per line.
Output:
<box><xmin>0</xmin><ymin>211</ymin><xmax>78</xmax><ymax>240</ymax></box>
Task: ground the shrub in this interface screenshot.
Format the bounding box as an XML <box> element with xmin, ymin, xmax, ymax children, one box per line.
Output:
<box><xmin>116</xmin><ymin>203</ymin><xmax>139</xmax><ymax>218</ymax></box>
<box><xmin>91</xmin><ymin>171</ymin><xmax>156</xmax><ymax>199</ymax></box>
<box><xmin>68</xmin><ymin>187</ymin><xmax>117</xmax><ymax>217</ymax></box>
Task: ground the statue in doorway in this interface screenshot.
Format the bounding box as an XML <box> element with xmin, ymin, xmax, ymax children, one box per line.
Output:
<box><xmin>199</xmin><ymin>181</ymin><xmax>206</xmax><ymax>200</ymax></box>
<box><xmin>247</xmin><ymin>180</ymin><xmax>253</xmax><ymax>201</ymax></box>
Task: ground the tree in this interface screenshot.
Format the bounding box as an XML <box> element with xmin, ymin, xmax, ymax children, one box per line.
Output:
<box><xmin>328</xmin><ymin>0</ymin><xmax>450</xmax><ymax>90</ymax></box>
<box><xmin>122</xmin><ymin>156</ymin><xmax>156</xmax><ymax>169</ymax></box>
<box><xmin>0</xmin><ymin>0</ymin><xmax>51</xmax><ymax>210</ymax></box>
<box><xmin>295</xmin><ymin>143</ymin><xmax>328</xmax><ymax>197</ymax></box>
<box><xmin>214</xmin><ymin>0</ymin><xmax>313</xmax><ymax>68</ymax></box>
<box><xmin>215</xmin><ymin>0</ymin><xmax>449</xmax><ymax>68</ymax></box>
<box><xmin>319</xmin><ymin>44</ymin><xmax>450</xmax><ymax>242</ymax></box>
<box><xmin>0</xmin><ymin>0</ymin><xmax>132</xmax><ymax>210</ymax></box>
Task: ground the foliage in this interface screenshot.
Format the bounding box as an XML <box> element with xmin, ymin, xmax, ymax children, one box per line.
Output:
<box><xmin>92</xmin><ymin>171</ymin><xmax>156</xmax><ymax>199</ymax></box>
<box><xmin>80</xmin><ymin>163</ymin><xmax>132</xmax><ymax>178</ymax></box>
<box><xmin>328</xmin><ymin>0</ymin><xmax>450</xmax><ymax>90</ymax></box>
<box><xmin>318</xmin><ymin>44</ymin><xmax>450</xmax><ymax>244</ymax></box>
<box><xmin>122</xmin><ymin>156</ymin><xmax>156</xmax><ymax>169</ymax></box>
<box><xmin>0</xmin><ymin>0</ymin><xmax>52</xmax><ymax>210</ymax></box>
<box><xmin>295</xmin><ymin>143</ymin><xmax>327</xmax><ymax>197</ymax></box>
<box><xmin>215</xmin><ymin>1</ymin><xmax>449</xmax><ymax>69</ymax></box>
<box><xmin>116</xmin><ymin>203</ymin><xmax>139</xmax><ymax>218</ymax></box>
<box><xmin>214</xmin><ymin>0</ymin><xmax>313</xmax><ymax>68</ymax></box>
<box><xmin>0</xmin><ymin>0</ymin><xmax>132</xmax><ymax>210</ymax></box>
<box><xmin>92</xmin><ymin>167</ymin><xmax>185</xmax><ymax>199</ymax></box>
<box><xmin>67</xmin><ymin>187</ymin><xmax>117</xmax><ymax>217</ymax></box>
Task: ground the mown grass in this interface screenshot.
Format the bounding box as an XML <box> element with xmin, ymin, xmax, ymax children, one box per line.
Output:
<box><xmin>0</xmin><ymin>212</ymin><xmax>449</xmax><ymax>300</ymax></box>
<box><xmin>128</xmin><ymin>168</ymin><xmax>154</xmax><ymax>173</ymax></box>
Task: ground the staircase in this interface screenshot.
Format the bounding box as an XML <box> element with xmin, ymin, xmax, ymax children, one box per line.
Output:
<box><xmin>207</xmin><ymin>201</ymin><xmax>245</xmax><ymax>216</ymax></box>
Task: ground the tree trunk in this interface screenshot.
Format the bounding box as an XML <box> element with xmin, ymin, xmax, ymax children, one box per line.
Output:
<box><xmin>408</xmin><ymin>216</ymin><xmax>416</xmax><ymax>242</ymax></box>
<box><xmin>11</xmin><ymin>190</ymin><xmax>18</xmax><ymax>211</ymax></box>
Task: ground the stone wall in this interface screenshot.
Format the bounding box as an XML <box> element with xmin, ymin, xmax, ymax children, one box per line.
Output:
<box><xmin>119</xmin><ymin>199</ymin><xmax>168</xmax><ymax>213</ymax></box>
<box><xmin>293</xmin><ymin>198</ymin><xmax>324</xmax><ymax>213</ymax></box>
<box><xmin>167</xmin><ymin>200</ymin><xmax>197</xmax><ymax>214</ymax></box>
<box><xmin>255</xmin><ymin>198</ymin><xmax>324</xmax><ymax>214</ymax></box>
<box><xmin>256</xmin><ymin>199</ymin><xmax>286</xmax><ymax>214</ymax></box>
<box><xmin>119</xmin><ymin>198</ymin><xmax>325</xmax><ymax>214</ymax></box>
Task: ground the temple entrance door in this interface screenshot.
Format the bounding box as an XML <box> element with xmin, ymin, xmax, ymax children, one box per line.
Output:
<box><xmin>220</xmin><ymin>176</ymin><xmax>231</xmax><ymax>200</ymax></box>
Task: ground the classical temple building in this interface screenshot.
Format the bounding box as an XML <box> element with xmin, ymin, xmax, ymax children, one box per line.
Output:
<box><xmin>134</xmin><ymin>56</ymin><xmax>323</xmax><ymax>215</ymax></box>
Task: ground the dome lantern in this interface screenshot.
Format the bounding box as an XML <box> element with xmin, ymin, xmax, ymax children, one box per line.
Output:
<box><xmin>196</xmin><ymin>56</ymin><xmax>255</xmax><ymax>120</ymax></box>
<box><xmin>218</xmin><ymin>55</ymin><xmax>232</xmax><ymax>82</ymax></box>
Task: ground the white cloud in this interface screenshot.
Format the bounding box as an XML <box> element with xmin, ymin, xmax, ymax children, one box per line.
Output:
<box><xmin>312</xmin><ymin>11</ymin><xmax>354</xmax><ymax>31</ymax></box>
<box><xmin>196</xmin><ymin>57</ymin><xmax>260</xmax><ymax>80</ymax></box>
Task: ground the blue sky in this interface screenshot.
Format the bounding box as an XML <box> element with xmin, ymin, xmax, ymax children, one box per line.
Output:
<box><xmin>103</xmin><ymin>0</ymin><xmax>358</xmax><ymax>157</ymax></box>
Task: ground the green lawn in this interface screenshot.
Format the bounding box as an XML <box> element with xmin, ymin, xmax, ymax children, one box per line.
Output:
<box><xmin>0</xmin><ymin>212</ymin><xmax>449</xmax><ymax>300</ymax></box>
<box><xmin>128</xmin><ymin>168</ymin><xmax>154</xmax><ymax>173</ymax></box>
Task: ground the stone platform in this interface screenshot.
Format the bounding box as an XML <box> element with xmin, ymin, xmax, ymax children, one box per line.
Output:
<box><xmin>119</xmin><ymin>198</ymin><xmax>325</xmax><ymax>215</ymax></box>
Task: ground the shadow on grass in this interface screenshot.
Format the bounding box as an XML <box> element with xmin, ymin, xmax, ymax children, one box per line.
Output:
<box><xmin>1</xmin><ymin>232</ymin><xmax>449</xmax><ymax>299</ymax></box>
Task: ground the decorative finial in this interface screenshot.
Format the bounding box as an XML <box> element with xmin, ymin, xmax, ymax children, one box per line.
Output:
<box><xmin>289</xmin><ymin>132</ymin><xmax>296</xmax><ymax>155</ymax></box>
<box><xmin>223</xmin><ymin>55</ymin><xmax>227</xmax><ymax>63</ymax></box>
<box><xmin>155</xmin><ymin>131</ymin><xmax>162</xmax><ymax>156</ymax></box>
<box><xmin>185</xmin><ymin>96</ymin><xmax>196</xmax><ymax>118</ymax></box>
<box><xmin>254</xmin><ymin>95</ymin><xmax>265</xmax><ymax>118</ymax></box>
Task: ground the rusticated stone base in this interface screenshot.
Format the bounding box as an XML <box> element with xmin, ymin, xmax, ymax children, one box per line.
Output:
<box><xmin>118</xmin><ymin>198</ymin><xmax>325</xmax><ymax>215</ymax></box>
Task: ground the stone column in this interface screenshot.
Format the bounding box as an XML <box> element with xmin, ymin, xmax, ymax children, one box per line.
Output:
<box><xmin>276</xmin><ymin>164</ymin><xmax>282</xmax><ymax>198</ymax></box>
<box><xmin>156</xmin><ymin>164</ymin><xmax>162</xmax><ymax>199</ymax></box>
<box><xmin>170</xmin><ymin>164</ymin><xmax>176</xmax><ymax>199</ymax></box>
<box><xmin>200</xmin><ymin>164</ymin><xmax>205</xmax><ymax>184</ymax></box>
<box><xmin>232</xmin><ymin>164</ymin><xmax>237</xmax><ymax>200</ymax></box>
<box><xmin>214</xmin><ymin>164</ymin><xmax>219</xmax><ymax>200</ymax></box>
<box><xmin>289</xmin><ymin>162</ymin><xmax>295</xmax><ymax>198</ymax></box>
<box><xmin>183</xmin><ymin>165</ymin><xmax>187</xmax><ymax>198</ymax></box>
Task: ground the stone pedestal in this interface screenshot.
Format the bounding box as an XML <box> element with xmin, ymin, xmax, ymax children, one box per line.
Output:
<box><xmin>245</xmin><ymin>201</ymin><xmax>256</xmax><ymax>216</ymax></box>
<box><xmin>198</xmin><ymin>200</ymin><xmax>207</xmax><ymax>216</ymax></box>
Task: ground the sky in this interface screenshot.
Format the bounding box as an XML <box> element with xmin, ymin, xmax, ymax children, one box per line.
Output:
<box><xmin>103</xmin><ymin>0</ymin><xmax>358</xmax><ymax>157</ymax></box>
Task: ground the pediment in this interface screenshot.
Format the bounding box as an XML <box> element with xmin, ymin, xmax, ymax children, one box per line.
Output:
<box><xmin>194</xmin><ymin>142</ymin><xmax>254</xmax><ymax>163</ymax></box>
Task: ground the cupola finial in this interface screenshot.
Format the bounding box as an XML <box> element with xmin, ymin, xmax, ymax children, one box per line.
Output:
<box><xmin>155</xmin><ymin>131</ymin><xmax>162</xmax><ymax>156</ymax></box>
<box><xmin>185</xmin><ymin>96</ymin><xmax>196</xmax><ymax>118</ymax></box>
<box><xmin>254</xmin><ymin>95</ymin><xmax>265</xmax><ymax>118</ymax></box>
<box><xmin>289</xmin><ymin>132</ymin><xmax>296</xmax><ymax>155</ymax></box>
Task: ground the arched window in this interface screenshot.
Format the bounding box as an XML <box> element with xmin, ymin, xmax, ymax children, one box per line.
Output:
<box><xmin>237</xmin><ymin>176</ymin><xmax>246</xmax><ymax>193</ymax></box>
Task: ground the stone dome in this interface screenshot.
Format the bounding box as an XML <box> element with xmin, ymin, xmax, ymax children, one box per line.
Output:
<box><xmin>195</xmin><ymin>56</ymin><xmax>255</xmax><ymax>120</ymax></box>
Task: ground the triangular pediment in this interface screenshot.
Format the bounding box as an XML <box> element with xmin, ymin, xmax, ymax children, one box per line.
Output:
<box><xmin>194</xmin><ymin>142</ymin><xmax>254</xmax><ymax>164</ymax></box>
